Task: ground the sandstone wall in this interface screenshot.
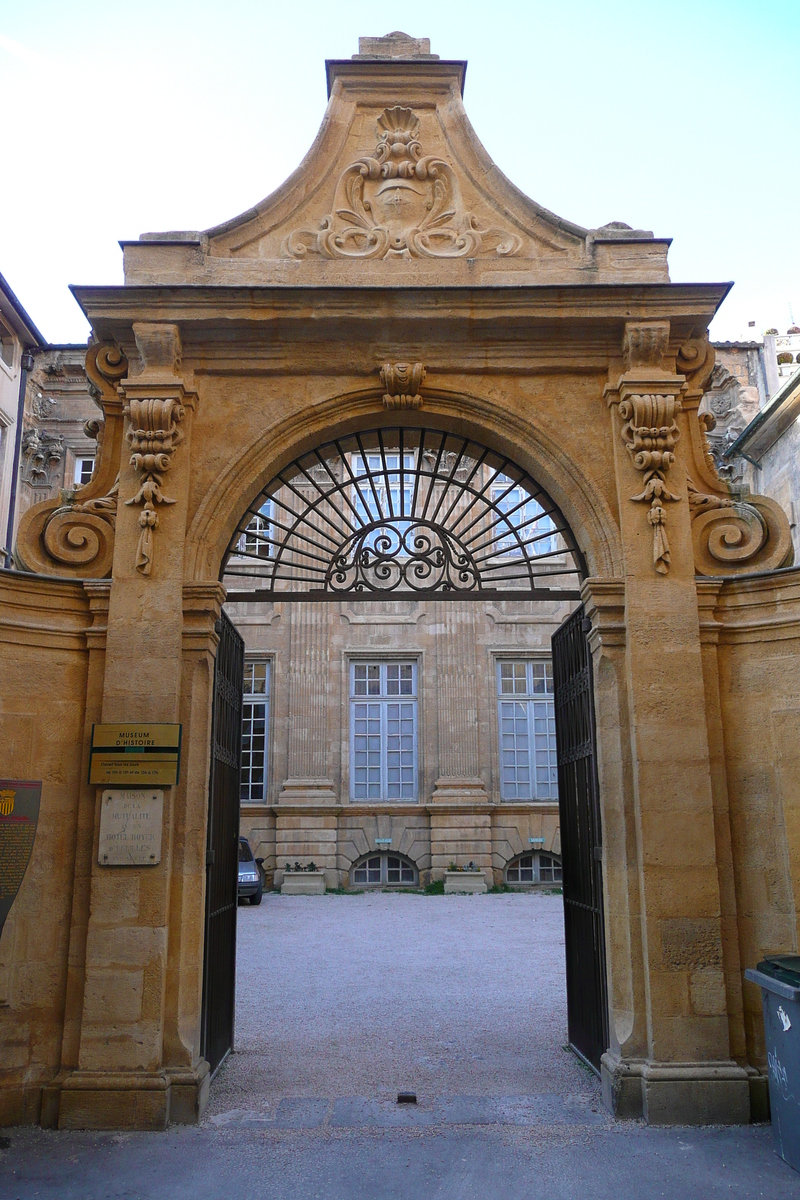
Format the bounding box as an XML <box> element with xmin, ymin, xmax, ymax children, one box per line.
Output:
<box><xmin>0</xmin><ymin>572</ymin><xmax>92</xmax><ymax>1125</ymax></box>
<box><xmin>707</xmin><ymin>570</ymin><xmax>800</xmax><ymax>1067</ymax></box>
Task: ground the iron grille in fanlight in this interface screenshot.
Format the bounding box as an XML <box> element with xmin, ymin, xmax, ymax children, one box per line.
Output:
<box><xmin>222</xmin><ymin>428</ymin><xmax>585</xmax><ymax>600</ymax></box>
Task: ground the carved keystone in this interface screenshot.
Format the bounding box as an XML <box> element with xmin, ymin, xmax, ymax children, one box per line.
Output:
<box><xmin>380</xmin><ymin>362</ymin><xmax>426</xmax><ymax>410</ymax></box>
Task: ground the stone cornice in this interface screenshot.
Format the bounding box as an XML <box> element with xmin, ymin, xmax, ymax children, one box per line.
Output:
<box><xmin>72</xmin><ymin>282</ymin><xmax>731</xmax><ymax>340</ymax></box>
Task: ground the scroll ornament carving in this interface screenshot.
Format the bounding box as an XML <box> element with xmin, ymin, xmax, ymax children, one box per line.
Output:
<box><xmin>687</xmin><ymin>479</ymin><xmax>793</xmax><ymax>575</ymax></box>
<box><xmin>677</xmin><ymin>338</ymin><xmax>716</xmax><ymax>395</ymax></box>
<box><xmin>14</xmin><ymin>343</ymin><xmax>127</xmax><ymax>578</ymax></box>
<box><xmin>674</xmin><ymin>336</ymin><xmax>794</xmax><ymax>574</ymax></box>
<box><xmin>124</xmin><ymin>397</ymin><xmax>185</xmax><ymax>576</ymax></box>
<box><xmin>381</xmin><ymin>362</ymin><xmax>426</xmax><ymax>410</ymax></box>
<box><xmin>284</xmin><ymin>106</ymin><xmax>522</xmax><ymax>261</ymax></box>
<box><xmin>618</xmin><ymin>392</ymin><xmax>682</xmax><ymax>574</ymax></box>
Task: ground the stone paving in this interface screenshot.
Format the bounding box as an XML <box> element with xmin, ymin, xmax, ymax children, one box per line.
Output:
<box><xmin>3</xmin><ymin>891</ymin><xmax>800</xmax><ymax>1198</ymax></box>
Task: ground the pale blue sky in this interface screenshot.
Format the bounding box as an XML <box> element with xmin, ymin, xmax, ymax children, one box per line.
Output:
<box><xmin>0</xmin><ymin>0</ymin><xmax>797</xmax><ymax>342</ymax></box>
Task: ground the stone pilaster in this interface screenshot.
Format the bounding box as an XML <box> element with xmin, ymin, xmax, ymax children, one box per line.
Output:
<box><xmin>59</xmin><ymin>323</ymin><xmax>203</xmax><ymax>1131</ymax></box>
<box><xmin>429</xmin><ymin>603</ymin><xmax>490</xmax><ymax>881</ymax></box>
<box><xmin>276</xmin><ymin>603</ymin><xmax>336</xmax><ymax>884</ymax></box>
<box><xmin>599</xmin><ymin>322</ymin><xmax>749</xmax><ymax>1124</ymax></box>
<box><xmin>278</xmin><ymin>602</ymin><xmax>336</xmax><ymax>805</ymax></box>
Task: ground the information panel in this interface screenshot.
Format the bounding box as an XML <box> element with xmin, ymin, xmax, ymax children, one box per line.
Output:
<box><xmin>0</xmin><ymin>779</ymin><xmax>41</xmax><ymax>941</ymax></box>
<box><xmin>89</xmin><ymin>724</ymin><xmax>182</xmax><ymax>786</ymax></box>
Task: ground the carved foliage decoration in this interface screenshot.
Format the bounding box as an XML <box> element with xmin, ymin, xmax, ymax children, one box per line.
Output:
<box><xmin>123</xmin><ymin>396</ymin><xmax>185</xmax><ymax>576</ymax></box>
<box><xmin>284</xmin><ymin>106</ymin><xmax>522</xmax><ymax>261</ymax></box>
<box><xmin>380</xmin><ymin>362</ymin><xmax>426</xmax><ymax>410</ymax></box>
<box><xmin>15</xmin><ymin>343</ymin><xmax>128</xmax><ymax>579</ymax></box>
<box><xmin>618</xmin><ymin>392</ymin><xmax>682</xmax><ymax>574</ymax></box>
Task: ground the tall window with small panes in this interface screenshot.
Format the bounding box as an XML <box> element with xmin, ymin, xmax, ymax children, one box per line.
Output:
<box><xmin>241</xmin><ymin>661</ymin><xmax>270</xmax><ymax>803</ymax></box>
<box><xmin>350</xmin><ymin>661</ymin><xmax>417</xmax><ymax>801</ymax></box>
<box><xmin>497</xmin><ymin>659</ymin><xmax>558</xmax><ymax>800</ymax></box>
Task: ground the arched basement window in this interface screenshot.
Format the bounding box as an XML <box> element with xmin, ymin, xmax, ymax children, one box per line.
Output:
<box><xmin>351</xmin><ymin>852</ymin><xmax>417</xmax><ymax>887</ymax></box>
<box><xmin>505</xmin><ymin>852</ymin><xmax>562</xmax><ymax>886</ymax></box>
<box><xmin>223</xmin><ymin>428</ymin><xmax>585</xmax><ymax>600</ymax></box>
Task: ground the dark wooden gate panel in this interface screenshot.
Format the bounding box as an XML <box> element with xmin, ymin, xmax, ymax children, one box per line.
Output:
<box><xmin>552</xmin><ymin>604</ymin><xmax>609</xmax><ymax>1074</ymax></box>
<box><xmin>201</xmin><ymin>610</ymin><xmax>245</xmax><ymax>1075</ymax></box>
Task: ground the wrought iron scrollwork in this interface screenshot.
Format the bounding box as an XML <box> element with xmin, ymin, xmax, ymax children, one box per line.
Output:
<box><xmin>222</xmin><ymin>427</ymin><xmax>585</xmax><ymax>599</ymax></box>
<box><xmin>326</xmin><ymin>519</ymin><xmax>479</xmax><ymax>593</ymax></box>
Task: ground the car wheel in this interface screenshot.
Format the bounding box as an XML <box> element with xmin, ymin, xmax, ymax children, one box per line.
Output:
<box><xmin>249</xmin><ymin>884</ymin><xmax>263</xmax><ymax>906</ymax></box>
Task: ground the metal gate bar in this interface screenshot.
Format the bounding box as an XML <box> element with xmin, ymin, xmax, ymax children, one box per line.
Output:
<box><xmin>552</xmin><ymin>604</ymin><xmax>609</xmax><ymax>1074</ymax></box>
<box><xmin>201</xmin><ymin>610</ymin><xmax>245</xmax><ymax>1075</ymax></box>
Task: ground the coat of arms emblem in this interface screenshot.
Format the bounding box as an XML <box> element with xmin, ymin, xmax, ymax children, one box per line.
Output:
<box><xmin>0</xmin><ymin>789</ymin><xmax>15</xmax><ymax>816</ymax></box>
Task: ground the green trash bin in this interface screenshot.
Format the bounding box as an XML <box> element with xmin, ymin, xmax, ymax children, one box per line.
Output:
<box><xmin>745</xmin><ymin>955</ymin><xmax>800</xmax><ymax>1172</ymax></box>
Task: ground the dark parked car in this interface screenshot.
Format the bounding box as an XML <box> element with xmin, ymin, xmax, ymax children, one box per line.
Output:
<box><xmin>238</xmin><ymin>837</ymin><xmax>263</xmax><ymax>905</ymax></box>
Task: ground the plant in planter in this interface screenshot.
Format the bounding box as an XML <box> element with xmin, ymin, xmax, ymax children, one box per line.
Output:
<box><xmin>444</xmin><ymin>861</ymin><xmax>486</xmax><ymax>893</ymax></box>
<box><xmin>777</xmin><ymin>352</ymin><xmax>794</xmax><ymax>364</ymax></box>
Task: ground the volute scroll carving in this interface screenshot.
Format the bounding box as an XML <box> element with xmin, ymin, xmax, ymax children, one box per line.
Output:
<box><xmin>688</xmin><ymin>482</ymin><xmax>793</xmax><ymax>577</ymax></box>
<box><xmin>284</xmin><ymin>106</ymin><xmax>522</xmax><ymax>261</ymax></box>
<box><xmin>15</xmin><ymin>342</ymin><xmax>128</xmax><ymax>579</ymax></box>
<box><xmin>675</xmin><ymin>335</ymin><xmax>794</xmax><ymax>576</ymax></box>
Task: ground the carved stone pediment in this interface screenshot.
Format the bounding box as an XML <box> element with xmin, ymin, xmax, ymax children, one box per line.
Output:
<box><xmin>123</xmin><ymin>43</ymin><xmax>670</xmax><ymax>287</ymax></box>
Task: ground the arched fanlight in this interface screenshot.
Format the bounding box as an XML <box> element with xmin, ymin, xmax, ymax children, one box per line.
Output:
<box><xmin>223</xmin><ymin>428</ymin><xmax>585</xmax><ymax>599</ymax></box>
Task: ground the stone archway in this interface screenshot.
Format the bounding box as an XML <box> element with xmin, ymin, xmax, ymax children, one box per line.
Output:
<box><xmin>2</xmin><ymin>34</ymin><xmax>797</xmax><ymax>1132</ymax></box>
<box><xmin>201</xmin><ymin>418</ymin><xmax>606</xmax><ymax>1078</ymax></box>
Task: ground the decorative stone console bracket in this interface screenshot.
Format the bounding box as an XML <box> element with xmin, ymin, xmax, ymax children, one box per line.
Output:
<box><xmin>605</xmin><ymin>323</ymin><xmax>793</xmax><ymax>577</ymax></box>
<box><xmin>15</xmin><ymin>342</ymin><xmax>128</xmax><ymax>578</ymax></box>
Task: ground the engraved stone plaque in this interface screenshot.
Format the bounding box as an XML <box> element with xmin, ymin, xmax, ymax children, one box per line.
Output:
<box><xmin>98</xmin><ymin>789</ymin><xmax>163</xmax><ymax>866</ymax></box>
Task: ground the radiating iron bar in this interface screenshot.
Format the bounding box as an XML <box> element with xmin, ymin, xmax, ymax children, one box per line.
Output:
<box><xmin>377</xmin><ymin>429</ymin><xmax>396</xmax><ymax>521</ymax></box>
<box><xmin>418</xmin><ymin>434</ymin><xmax>447</xmax><ymax>523</ymax></box>
<box><xmin>449</xmin><ymin>467</ymin><xmax>534</xmax><ymax>543</ymax></box>
<box><xmin>459</xmin><ymin>485</ymin><xmax>555</xmax><ymax>547</ymax></box>
<box><xmin>352</xmin><ymin>432</ymin><xmax>387</xmax><ymax>525</ymax></box>
<box><xmin>468</xmin><ymin>519</ymin><xmax>569</xmax><ymax>563</ymax></box>
<box><xmin>446</xmin><ymin>459</ymin><xmax>520</xmax><ymax>541</ymax></box>
<box><xmin>476</xmin><ymin>565</ymin><xmax>581</xmax><ymax>587</ymax></box>
<box><xmin>464</xmin><ymin>503</ymin><xmax>567</xmax><ymax>564</ymax></box>
<box><xmin>478</xmin><ymin>548</ymin><xmax>581</xmax><ymax>574</ymax></box>
<box><xmin>262</xmin><ymin>500</ymin><xmax>341</xmax><ymax>554</ymax></box>
<box><xmin>409</xmin><ymin>430</ymin><xmax>426</xmax><ymax>519</ymax></box>
<box><xmin>224</xmin><ymin>587</ymin><xmax>583</xmax><ymax>604</ymax></box>
<box><xmin>427</xmin><ymin>437</ymin><xmax>470</xmax><ymax>528</ymax></box>
<box><xmin>269</xmin><ymin>476</ymin><xmax>352</xmax><ymax>549</ymax></box>
<box><xmin>437</xmin><ymin>445</ymin><xmax>492</xmax><ymax>532</ymax></box>
<box><xmin>286</xmin><ymin>458</ymin><xmax>362</xmax><ymax>543</ymax></box>
<box><xmin>399</xmin><ymin>428</ymin><xmax>406</xmax><ymax>519</ymax></box>
<box><xmin>319</xmin><ymin>442</ymin><xmax>377</xmax><ymax>535</ymax></box>
<box><xmin>265</xmin><ymin>501</ymin><xmax>349</xmax><ymax>562</ymax></box>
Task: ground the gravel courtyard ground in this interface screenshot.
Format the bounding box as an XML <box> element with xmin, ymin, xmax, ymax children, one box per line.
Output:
<box><xmin>3</xmin><ymin>891</ymin><xmax>800</xmax><ymax>1199</ymax></box>
<box><xmin>208</xmin><ymin>890</ymin><xmax>590</xmax><ymax>1113</ymax></box>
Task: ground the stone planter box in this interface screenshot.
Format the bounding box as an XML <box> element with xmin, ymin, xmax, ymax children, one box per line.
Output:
<box><xmin>444</xmin><ymin>870</ymin><xmax>487</xmax><ymax>894</ymax></box>
<box><xmin>281</xmin><ymin>873</ymin><xmax>326</xmax><ymax>895</ymax></box>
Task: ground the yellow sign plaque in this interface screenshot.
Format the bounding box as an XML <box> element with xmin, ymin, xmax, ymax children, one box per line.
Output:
<box><xmin>89</xmin><ymin>724</ymin><xmax>182</xmax><ymax>786</ymax></box>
